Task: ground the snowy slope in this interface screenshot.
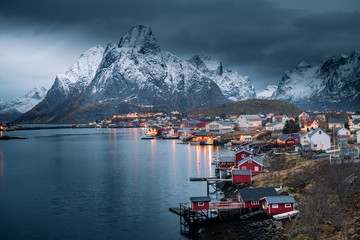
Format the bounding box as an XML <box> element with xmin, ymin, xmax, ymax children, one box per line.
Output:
<box><xmin>10</xmin><ymin>86</ymin><xmax>47</xmax><ymax>113</ymax></box>
<box><xmin>257</xmin><ymin>85</ymin><xmax>278</xmax><ymax>99</ymax></box>
<box><xmin>272</xmin><ymin>52</ymin><xmax>360</xmax><ymax>110</ymax></box>
<box><xmin>46</xmin><ymin>45</ymin><xmax>104</xmax><ymax>105</ymax></box>
<box><xmin>188</xmin><ymin>55</ymin><xmax>255</xmax><ymax>101</ymax></box>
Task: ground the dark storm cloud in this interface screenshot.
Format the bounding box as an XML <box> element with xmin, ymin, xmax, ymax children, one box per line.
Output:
<box><xmin>1</xmin><ymin>0</ymin><xmax>360</xmax><ymax>95</ymax></box>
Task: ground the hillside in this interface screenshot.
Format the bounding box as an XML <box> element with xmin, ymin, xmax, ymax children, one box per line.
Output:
<box><xmin>186</xmin><ymin>99</ymin><xmax>302</xmax><ymax>117</ymax></box>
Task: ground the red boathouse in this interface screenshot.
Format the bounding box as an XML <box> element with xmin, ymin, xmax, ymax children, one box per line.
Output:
<box><xmin>190</xmin><ymin>196</ymin><xmax>211</xmax><ymax>211</ymax></box>
<box><xmin>261</xmin><ymin>196</ymin><xmax>296</xmax><ymax>214</ymax></box>
<box><xmin>237</xmin><ymin>156</ymin><xmax>264</xmax><ymax>175</ymax></box>
<box><xmin>232</xmin><ymin>169</ymin><xmax>252</xmax><ymax>184</ymax></box>
<box><xmin>235</xmin><ymin>187</ymin><xmax>278</xmax><ymax>209</ymax></box>
<box><xmin>235</xmin><ymin>149</ymin><xmax>253</xmax><ymax>165</ymax></box>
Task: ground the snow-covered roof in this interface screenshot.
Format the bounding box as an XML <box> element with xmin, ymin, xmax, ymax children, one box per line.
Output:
<box><xmin>190</xmin><ymin>196</ymin><xmax>211</xmax><ymax>202</ymax></box>
<box><xmin>238</xmin><ymin>155</ymin><xmax>263</xmax><ymax>166</ymax></box>
<box><xmin>232</xmin><ymin>169</ymin><xmax>252</xmax><ymax>176</ymax></box>
<box><xmin>236</xmin><ymin>188</ymin><xmax>278</xmax><ymax>201</ymax></box>
<box><xmin>262</xmin><ymin>196</ymin><xmax>296</xmax><ymax>204</ymax></box>
<box><xmin>219</xmin><ymin>156</ymin><xmax>235</xmax><ymax>163</ymax></box>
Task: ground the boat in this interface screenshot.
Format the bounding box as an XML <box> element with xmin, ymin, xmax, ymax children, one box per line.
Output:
<box><xmin>164</xmin><ymin>129</ymin><xmax>180</xmax><ymax>139</ymax></box>
<box><xmin>224</xmin><ymin>142</ymin><xmax>232</xmax><ymax>147</ymax></box>
<box><xmin>141</xmin><ymin>128</ymin><xmax>157</xmax><ymax>140</ymax></box>
<box><xmin>272</xmin><ymin>210</ymin><xmax>299</xmax><ymax>220</ymax></box>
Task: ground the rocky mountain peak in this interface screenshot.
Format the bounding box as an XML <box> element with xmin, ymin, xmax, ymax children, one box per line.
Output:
<box><xmin>118</xmin><ymin>25</ymin><xmax>160</xmax><ymax>55</ymax></box>
<box><xmin>296</xmin><ymin>61</ymin><xmax>311</xmax><ymax>69</ymax></box>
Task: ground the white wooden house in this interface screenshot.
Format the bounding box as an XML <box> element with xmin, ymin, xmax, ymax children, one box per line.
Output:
<box><xmin>335</xmin><ymin>127</ymin><xmax>350</xmax><ymax>139</ymax></box>
<box><xmin>298</xmin><ymin>112</ymin><xmax>310</xmax><ymax>126</ymax></box>
<box><xmin>235</xmin><ymin>115</ymin><xmax>262</xmax><ymax>130</ymax></box>
<box><xmin>300</xmin><ymin>128</ymin><xmax>331</xmax><ymax>150</ymax></box>
<box><xmin>266</xmin><ymin>122</ymin><xmax>284</xmax><ymax>131</ymax></box>
<box><xmin>205</xmin><ymin>121</ymin><xmax>235</xmax><ymax>134</ymax></box>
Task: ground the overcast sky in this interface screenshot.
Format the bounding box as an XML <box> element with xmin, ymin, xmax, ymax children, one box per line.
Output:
<box><xmin>1</xmin><ymin>0</ymin><xmax>360</xmax><ymax>102</ymax></box>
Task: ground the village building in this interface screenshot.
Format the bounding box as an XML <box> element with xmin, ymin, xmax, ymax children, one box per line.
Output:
<box><xmin>237</xmin><ymin>155</ymin><xmax>264</xmax><ymax>175</ymax></box>
<box><xmin>239</xmin><ymin>135</ymin><xmax>253</xmax><ymax>142</ymax></box>
<box><xmin>273</xmin><ymin>115</ymin><xmax>290</xmax><ymax>124</ymax></box>
<box><xmin>194</xmin><ymin>121</ymin><xmax>212</xmax><ymax>131</ymax></box>
<box><xmin>335</xmin><ymin>127</ymin><xmax>351</xmax><ymax>139</ymax></box>
<box><xmin>235</xmin><ymin>115</ymin><xmax>262</xmax><ymax>130</ymax></box>
<box><xmin>300</xmin><ymin>128</ymin><xmax>331</xmax><ymax>150</ymax></box>
<box><xmin>261</xmin><ymin>196</ymin><xmax>296</xmax><ymax>214</ymax></box>
<box><xmin>298</xmin><ymin>112</ymin><xmax>310</xmax><ymax>126</ymax></box>
<box><xmin>231</xmin><ymin>169</ymin><xmax>252</xmax><ymax>184</ymax></box>
<box><xmin>350</xmin><ymin>119</ymin><xmax>360</xmax><ymax>131</ymax></box>
<box><xmin>357</xmin><ymin>130</ymin><xmax>360</xmax><ymax>145</ymax></box>
<box><xmin>328</xmin><ymin>118</ymin><xmax>348</xmax><ymax>129</ymax></box>
<box><xmin>266</xmin><ymin>122</ymin><xmax>284</xmax><ymax>132</ymax></box>
<box><xmin>205</xmin><ymin>121</ymin><xmax>235</xmax><ymax>134</ymax></box>
<box><xmin>235</xmin><ymin>187</ymin><xmax>279</xmax><ymax>209</ymax></box>
<box><xmin>277</xmin><ymin>134</ymin><xmax>299</xmax><ymax>145</ymax></box>
<box><xmin>304</xmin><ymin>119</ymin><xmax>319</xmax><ymax>130</ymax></box>
<box><xmin>218</xmin><ymin>156</ymin><xmax>236</xmax><ymax>169</ymax></box>
<box><xmin>190</xmin><ymin>196</ymin><xmax>211</xmax><ymax>211</ymax></box>
<box><xmin>235</xmin><ymin>149</ymin><xmax>253</xmax><ymax>165</ymax></box>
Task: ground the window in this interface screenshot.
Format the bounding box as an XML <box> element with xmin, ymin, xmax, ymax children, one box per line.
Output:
<box><xmin>198</xmin><ymin>202</ymin><xmax>204</xmax><ymax>206</ymax></box>
<box><xmin>314</xmin><ymin>144</ymin><xmax>317</xmax><ymax>148</ymax></box>
<box><xmin>254</xmin><ymin>167</ymin><xmax>259</xmax><ymax>171</ymax></box>
<box><xmin>272</xmin><ymin>204</ymin><xmax>279</xmax><ymax>208</ymax></box>
<box><xmin>285</xmin><ymin>204</ymin><xmax>291</xmax><ymax>208</ymax></box>
<box><xmin>241</xmin><ymin>154</ymin><xmax>245</xmax><ymax>158</ymax></box>
<box><xmin>242</xmin><ymin>167</ymin><xmax>246</xmax><ymax>170</ymax></box>
<box><xmin>248</xmin><ymin>159</ymin><xmax>252</xmax><ymax>163</ymax></box>
<box><xmin>319</xmin><ymin>131</ymin><xmax>321</xmax><ymax>134</ymax></box>
<box><xmin>321</xmin><ymin>144</ymin><xmax>324</xmax><ymax>148</ymax></box>
<box><xmin>251</xmin><ymin>201</ymin><xmax>259</xmax><ymax>205</ymax></box>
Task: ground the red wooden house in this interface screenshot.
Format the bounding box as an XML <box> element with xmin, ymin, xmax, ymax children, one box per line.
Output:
<box><xmin>232</xmin><ymin>169</ymin><xmax>252</xmax><ymax>184</ymax></box>
<box><xmin>277</xmin><ymin>134</ymin><xmax>299</xmax><ymax>145</ymax></box>
<box><xmin>237</xmin><ymin>156</ymin><xmax>264</xmax><ymax>175</ymax></box>
<box><xmin>235</xmin><ymin>187</ymin><xmax>278</xmax><ymax>209</ymax></box>
<box><xmin>261</xmin><ymin>196</ymin><xmax>296</xmax><ymax>214</ymax></box>
<box><xmin>190</xmin><ymin>196</ymin><xmax>211</xmax><ymax>211</ymax></box>
<box><xmin>218</xmin><ymin>156</ymin><xmax>236</xmax><ymax>169</ymax></box>
<box><xmin>235</xmin><ymin>149</ymin><xmax>253</xmax><ymax>165</ymax></box>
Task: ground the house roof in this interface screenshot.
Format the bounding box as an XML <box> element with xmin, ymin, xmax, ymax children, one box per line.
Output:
<box><xmin>308</xmin><ymin>128</ymin><xmax>325</xmax><ymax>138</ymax></box>
<box><xmin>240</xmin><ymin>115</ymin><xmax>261</xmax><ymax>120</ymax></box>
<box><xmin>267</xmin><ymin>122</ymin><xmax>282</xmax><ymax>127</ymax></box>
<box><xmin>190</xmin><ymin>196</ymin><xmax>211</xmax><ymax>202</ymax></box>
<box><xmin>236</xmin><ymin>188</ymin><xmax>278</xmax><ymax>201</ymax></box>
<box><xmin>278</xmin><ymin>134</ymin><xmax>293</xmax><ymax>141</ymax></box>
<box><xmin>262</xmin><ymin>196</ymin><xmax>296</xmax><ymax>204</ymax></box>
<box><xmin>238</xmin><ymin>155</ymin><xmax>263</xmax><ymax>166</ymax></box>
<box><xmin>232</xmin><ymin>169</ymin><xmax>252</xmax><ymax>176</ymax></box>
<box><xmin>195</xmin><ymin>131</ymin><xmax>212</xmax><ymax>136</ymax></box>
<box><xmin>215</xmin><ymin>121</ymin><xmax>235</xmax><ymax>126</ymax></box>
<box><xmin>353</xmin><ymin>120</ymin><xmax>360</xmax><ymax>125</ymax></box>
<box><xmin>235</xmin><ymin>148</ymin><xmax>253</xmax><ymax>155</ymax></box>
<box><xmin>329</xmin><ymin>118</ymin><xmax>348</xmax><ymax>124</ymax></box>
<box><xmin>219</xmin><ymin>156</ymin><xmax>235</xmax><ymax>163</ymax></box>
<box><xmin>305</xmin><ymin>120</ymin><xmax>316</xmax><ymax>125</ymax></box>
<box><xmin>195</xmin><ymin>121</ymin><xmax>212</xmax><ymax>128</ymax></box>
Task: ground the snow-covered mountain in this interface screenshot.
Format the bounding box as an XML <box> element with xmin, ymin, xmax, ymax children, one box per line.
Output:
<box><xmin>256</xmin><ymin>85</ymin><xmax>278</xmax><ymax>99</ymax></box>
<box><xmin>188</xmin><ymin>55</ymin><xmax>255</xmax><ymax>101</ymax></box>
<box><xmin>272</xmin><ymin>51</ymin><xmax>360</xmax><ymax>111</ymax></box>
<box><xmin>0</xmin><ymin>87</ymin><xmax>47</xmax><ymax>121</ymax></box>
<box><xmin>18</xmin><ymin>25</ymin><xmax>230</xmax><ymax>123</ymax></box>
<box><xmin>10</xmin><ymin>87</ymin><xmax>47</xmax><ymax>113</ymax></box>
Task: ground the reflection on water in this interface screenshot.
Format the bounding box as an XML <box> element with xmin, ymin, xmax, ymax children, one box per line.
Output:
<box><xmin>0</xmin><ymin>151</ymin><xmax>4</xmax><ymax>189</ymax></box>
<box><xmin>0</xmin><ymin>128</ymin><xmax>228</xmax><ymax>240</ymax></box>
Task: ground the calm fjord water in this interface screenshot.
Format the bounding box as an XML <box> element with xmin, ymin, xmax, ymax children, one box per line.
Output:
<box><xmin>0</xmin><ymin>128</ymin><xmax>224</xmax><ymax>240</ymax></box>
